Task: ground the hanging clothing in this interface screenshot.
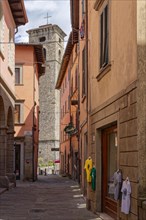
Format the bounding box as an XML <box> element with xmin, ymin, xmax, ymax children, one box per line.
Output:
<box><xmin>113</xmin><ymin>170</ymin><xmax>122</xmax><ymax>200</ymax></box>
<box><xmin>84</xmin><ymin>158</ymin><xmax>92</xmax><ymax>183</ymax></box>
<box><xmin>90</xmin><ymin>167</ymin><xmax>96</xmax><ymax>191</ymax></box>
<box><xmin>121</xmin><ymin>179</ymin><xmax>131</xmax><ymax>214</ymax></box>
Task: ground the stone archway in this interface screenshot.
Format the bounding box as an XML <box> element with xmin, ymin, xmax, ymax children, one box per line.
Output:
<box><xmin>0</xmin><ymin>96</ymin><xmax>6</xmax><ymax>176</ymax></box>
<box><xmin>6</xmin><ymin>106</ymin><xmax>14</xmax><ymax>174</ymax></box>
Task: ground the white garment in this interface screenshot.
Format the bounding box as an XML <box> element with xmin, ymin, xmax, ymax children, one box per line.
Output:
<box><xmin>121</xmin><ymin>180</ymin><xmax>131</xmax><ymax>214</ymax></box>
<box><xmin>113</xmin><ymin>171</ymin><xmax>122</xmax><ymax>200</ymax></box>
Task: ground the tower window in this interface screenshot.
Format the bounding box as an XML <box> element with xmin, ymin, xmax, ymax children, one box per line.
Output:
<box><xmin>39</xmin><ymin>36</ymin><xmax>46</xmax><ymax>42</ymax></box>
<box><xmin>43</xmin><ymin>48</ymin><xmax>46</xmax><ymax>60</ymax></box>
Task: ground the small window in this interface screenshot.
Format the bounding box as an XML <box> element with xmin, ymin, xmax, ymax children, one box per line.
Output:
<box><xmin>75</xmin><ymin>68</ymin><xmax>78</xmax><ymax>90</ymax></box>
<box><xmin>82</xmin><ymin>0</ymin><xmax>85</xmax><ymax>15</ymax></box>
<box><xmin>68</xmin><ymin>95</ymin><xmax>70</xmax><ymax>110</ymax></box>
<box><xmin>71</xmin><ymin>77</ymin><xmax>73</xmax><ymax>96</ymax></box>
<box><xmin>59</xmin><ymin>38</ymin><xmax>61</xmax><ymax>43</ymax></box>
<box><xmin>58</xmin><ymin>49</ymin><xmax>61</xmax><ymax>62</ymax></box>
<box><xmin>39</xmin><ymin>36</ymin><xmax>46</xmax><ymax>42</ymax></box>
<box><xmin>14</xmin><ymin>102</ymin><xmax>24</xmax><ymax>124</ymax></box>
<box><xmin>43</xmin><ymin>48</ymin><xmax>46</xmax><ymax>60</ymax></box>
<box><xmin>15</xmin><ymin>66</ymin><xmax>23</xmax><ymax>84</ymax></box>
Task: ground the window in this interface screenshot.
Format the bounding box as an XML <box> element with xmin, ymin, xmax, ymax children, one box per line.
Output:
<box><xmin>65</xmin><ymin>101</ymin><xmax>67</xmax><ymax>115</ymax></box>
<box><xmin>15</xmin><ymin>66</ymin><xmax>23</xmax><ymax>84</ymax></box>
<box><xmin>58</xmin><ymin>49</ymin><xmax>61</xmax><ymax>62</ymax></box>
<box><xmin>82</xmin><ymin>0</ymin><xmax>86</xmax><ymax>15</ymax></box>
<box><xmin>68</xmin><ymin>95</ymin><xmax>70</xmax><ymax>110</ymax></box>
<box><xmin>100</xmin><ymin>5</ymin><xmax>108</xmax><ymax>69</ymax></box>
<box><xmin>82</xmin><ymin>47</ymin><xmax>86</xmax><ymax>97</ymax></box>
<box><xmin>14</xmin><ymin>102</ymin><xmax>24</xmax><ymax>124</ymax></box>
<box><xmin>68</xmin><ymin>69</ymin><xmax>71</xmax><ymax>81</ymax></box>
<box><xmin>43</xmin><ymin>48</ymin><xmax>46</xmax><ymax>60</ymax></box>
<box><xmin>75</xmin><ymin>68</ymin><xmax>78</xmax><ymax>90</ymax></box>
<box><xmin>71</xmin><ymin>77</ymin><xmax>73</xmax><ymax>96</ymax></box>
<box><xmin>39</xmin><ymin>36</ymin><xmax>46</xmax><ymax>42</ymax></box>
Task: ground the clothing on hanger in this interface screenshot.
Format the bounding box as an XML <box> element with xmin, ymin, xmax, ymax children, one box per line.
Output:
<box><xmin>84</xmin><ymin>157</ymin><xmax>92</xmax><ymax>183</ymax></box>
<box><xmin>113</xmin><ymin>170</ymin><xmax>122</xmax><ymax>200</ymax></box>
<box><xmin>121</xmin><ymin>177</ymin><xmax>131</xmax><ymax>214</ymax></box>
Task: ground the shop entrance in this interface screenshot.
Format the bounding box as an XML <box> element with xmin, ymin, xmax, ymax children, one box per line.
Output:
<box><xmin>102</xmin><ymin>125</ymin><xmax>118</xmax><ymax>219</ymax></box>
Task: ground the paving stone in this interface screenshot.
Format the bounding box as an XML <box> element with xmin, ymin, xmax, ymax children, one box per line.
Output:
<box><xmin>0</xmin><ymin>175</ymin><xmax>101</xmax><ymax>220</ymax></box>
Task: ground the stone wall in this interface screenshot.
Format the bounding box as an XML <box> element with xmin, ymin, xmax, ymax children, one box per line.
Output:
<box><xmin>28</xmin><ymin>25</ymin><xmax>65</xmax><ymax>164</ymax></box>
<box><xmin>89</xmin><ymin>82</ymin><xmax>138</xmax><ymax>220</ymax></box>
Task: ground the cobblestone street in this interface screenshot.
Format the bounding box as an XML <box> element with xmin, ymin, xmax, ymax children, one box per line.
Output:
<box><xmin>0</xmin><ymin>175</ymin><xmax>101</xmax><ymax>220</ymax></box>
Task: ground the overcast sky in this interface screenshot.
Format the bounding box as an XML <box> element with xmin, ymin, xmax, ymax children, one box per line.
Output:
<box><xmin>15</xmin><ymin>0</ymin><xmax>71</xmax><ymax>44</ymax></box>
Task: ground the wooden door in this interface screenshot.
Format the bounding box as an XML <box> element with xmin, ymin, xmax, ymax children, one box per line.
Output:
<box><xmin>102</xmin><ymin>126</ymin><xmax>118</xmax><ymax>219</ymax></box>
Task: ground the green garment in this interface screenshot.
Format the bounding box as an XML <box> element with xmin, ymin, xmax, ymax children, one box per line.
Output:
<box><xmin>90</xmin><ymin>167</ymin><xmax>96</xmax><ymax>191</ymax></box>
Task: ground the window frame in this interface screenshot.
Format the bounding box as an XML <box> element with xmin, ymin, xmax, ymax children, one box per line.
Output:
<box><xmin>100</xmin><ymin>4</ymin><xmax>109</xmax><ymax>69</ymax></box>
<box><xmin>15</xmin><ymin>65</ymin><xmax>23</xmax><ymax>85</ymax></box>
<box><xmin>82</xmin><ymin>46</ymin><xmax>87</xmax><ymax>98</ymax></box>
<box><xmin>14</xmin><ymin>102</ymin><xmax>24</xmax><ymax>124</ymax></box>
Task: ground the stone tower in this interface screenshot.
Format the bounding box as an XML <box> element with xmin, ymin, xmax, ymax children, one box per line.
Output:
<box><xmin>27</xmin><ymin>24</ymin><xmax>66</xmax><ymax>168</ymax></box>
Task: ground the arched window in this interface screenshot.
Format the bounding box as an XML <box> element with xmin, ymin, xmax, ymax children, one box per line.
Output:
<box><xmin>58</xmin><ymin>49</ymin><xmax>61</xmax><ymax>62</ymax></box>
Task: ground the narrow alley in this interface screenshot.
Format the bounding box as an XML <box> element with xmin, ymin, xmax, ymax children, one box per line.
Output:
<box><xmin>0</xmin><ymin>175</ymin><xmax>100</xmax><ymax>220</ymax></box>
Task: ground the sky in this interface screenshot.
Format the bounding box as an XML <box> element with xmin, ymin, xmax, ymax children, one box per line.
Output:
<box><xmin>15</xmin><ymin>0</ymin><xmax>71</xmax><ymax>44</ymax></box>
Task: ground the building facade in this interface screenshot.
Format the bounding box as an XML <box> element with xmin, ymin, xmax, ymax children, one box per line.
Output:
<box><xmin>14</xmin><ymin>44</ymin><xmax>45</xmax><ymax>181</ymax></box>
<box><xmin>27</xmin><ymin>25</ymin><xmax>66</xmax><ymax>170</ymax></box>
<box><xmin>56</xmin><ymin>32</ymin><xmax>80</xmax><ymax>180</ymax></box>
<box><xmin>87</xmin><ymin>1</ymin><xmax>145</xmax><ymax>220</ymax></box>
<box><xmin>0</xmin><ymin>0</ymin><xmax>27</xmax><ymax>189</ymax></box>
<box><xmin>69</xmin><ymin>0</ymin><xmax>146</xmax><ymax>220</ymax></box>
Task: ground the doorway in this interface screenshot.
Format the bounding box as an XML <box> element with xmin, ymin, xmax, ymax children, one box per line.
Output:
<box><xmin>102</xmin><ymin>125</ymin><xmax>118</xmax><ymax>219</ymax></box>
<box><xmin>15</xmin><ymin>144</ymin><xmax>21</xmax><ymax>180</ymax></box>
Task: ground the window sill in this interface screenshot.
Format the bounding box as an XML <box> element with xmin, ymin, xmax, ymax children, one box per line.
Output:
<box><xmin>8</xmin><ymin>66</ymin><xmax>13</xmax><ymax>75</ymax></box>
<box><xmin>96</xmin><ymin>63</ymin><xmax>111</xmax><ymax>81</ymax></box>
<box><xmin>15</xmin><ymin>84</ymin><xmax>24</xmax><ymax>86</ymax></box>
<box><xmin>15</xmin><ymin>123</ymin><xmax>25</xmax><ymax>126</ymax></box>
<box><xmin>0</xmin><ymin>50</ymin><xmax>5</xmax><ymax>60</ymax></box>
<box><xmin>81</xmin><ymin>94</ymin><xmax>86</xmax><ymax>103</ymax></box>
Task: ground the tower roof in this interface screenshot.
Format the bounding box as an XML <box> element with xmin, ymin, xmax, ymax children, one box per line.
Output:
<box><xmin>27</xmin><ymin>24</ymin><xmax>66</xmax><ymax>38</ymax></box>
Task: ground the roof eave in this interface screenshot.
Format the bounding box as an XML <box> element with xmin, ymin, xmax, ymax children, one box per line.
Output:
<box><xmin>8</xmin><ymin>0</ymin><xmax>28</xmax><ymax>27</ymax></box>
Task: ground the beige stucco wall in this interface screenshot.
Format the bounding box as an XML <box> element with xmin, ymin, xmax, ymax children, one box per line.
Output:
<box><xmin>15</xmin><ymin>46</ymin><xmax>39</xmax><ymax>136</ymax></box>
<box><xmin>88</xmin><ymin>0</ymin><xmax>137</xmax><ymax>111</ymax></box>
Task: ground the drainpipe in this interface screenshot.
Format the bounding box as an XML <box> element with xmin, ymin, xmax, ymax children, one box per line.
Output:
<box><xmin>86</xmin><ymin>0</ymin><xmax>89</xmax><ymax>152</ymax></box>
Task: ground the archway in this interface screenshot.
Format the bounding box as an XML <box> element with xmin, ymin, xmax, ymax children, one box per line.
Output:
<box><xmin>6</xmin><ymin>106</ymin><xmax>14</xmax><ymax>174</ymax></box>
<box><xmin>0</xmin><ymin>96</ymin><xmax>6</xmax><ymax>176</ymax></box>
